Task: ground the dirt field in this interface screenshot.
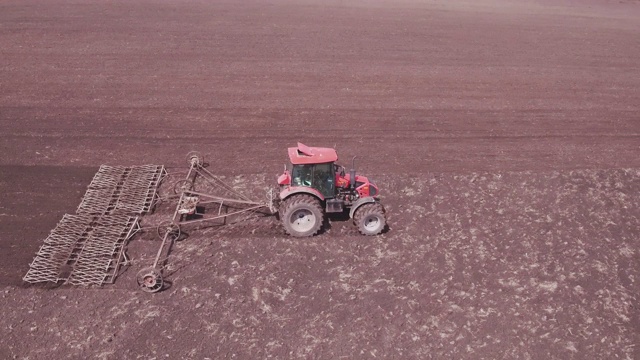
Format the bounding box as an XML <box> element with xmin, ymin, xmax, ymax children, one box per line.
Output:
<box><xmin>1</xmin><ymin>0</ymin><xmax>639</xmax><ymax>358</ymax></box>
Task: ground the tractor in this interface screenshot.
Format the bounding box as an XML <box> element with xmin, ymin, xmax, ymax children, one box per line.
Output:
<box><xmin>277</xmin><ymin>143</ymin><xmax>387</xmax><ymax>237</ymax></box>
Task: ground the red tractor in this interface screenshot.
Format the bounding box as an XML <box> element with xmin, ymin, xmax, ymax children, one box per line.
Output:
<box><xmin>277</xmin><ymin>143</ymin><xmax>387</xmax><ymax>237</ymax></box>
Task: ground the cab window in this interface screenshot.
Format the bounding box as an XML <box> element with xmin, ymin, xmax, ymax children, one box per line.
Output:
<box><xmin>292</xmin><ymin>165</ymin><xmax>313</xmax><ymax>186</ymax></box>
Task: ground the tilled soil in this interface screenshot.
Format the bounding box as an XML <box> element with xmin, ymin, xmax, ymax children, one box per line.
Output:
<box><xmin>1</xmin><ymin>0</ymin><xmax>639</xmax><ymax>359</ymax></box>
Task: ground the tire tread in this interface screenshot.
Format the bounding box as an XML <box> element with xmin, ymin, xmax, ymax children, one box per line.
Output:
<box><xmin>281</xmin><ymin>194</ymin><xmax>324</xmax><ymax>237</ymax></box>
<box><xmin>353</xmin><ymin>202</ymin><xmax>386</xmax><ymax>236</ymax></box>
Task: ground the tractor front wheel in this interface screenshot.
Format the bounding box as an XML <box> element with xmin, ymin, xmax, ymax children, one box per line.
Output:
<box><xmin>354</xmin><ymin>202</ymin><xmax>386</xmax><ymax>236</ymax></box>
<box><xmin>281</xmin><ymin>195</ymin><xmax>324</xmax><ymax>237</ymax></box>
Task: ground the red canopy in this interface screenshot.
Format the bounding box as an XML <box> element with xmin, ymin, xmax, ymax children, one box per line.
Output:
<box><xmin>287</xmin><ymin>142</ymin><xmax>338</xmax><ymax>165</ymax></box>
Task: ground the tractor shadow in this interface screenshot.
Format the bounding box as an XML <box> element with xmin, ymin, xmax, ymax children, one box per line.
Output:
<box><xmin>318</xmin><ymin>211</ymin><xmax>390</xmax><ymax>235</ymax></box>
<box><xmin>323</xmin><ymin>211</ymin><xmax>390</xmax><ymax>235</ymax></box>
<box><xmin>321</xmin><ymin>211</ymin><xmax>350</xmax><ymax>235</ymax></box>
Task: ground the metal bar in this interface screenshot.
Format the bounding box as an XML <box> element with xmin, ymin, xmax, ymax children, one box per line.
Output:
<box><xmin>152</xmin><ymin>231</ymin><xmax>171</xmax><ymax>269</ymax></box>
<box><xmin>147</xmin><ymin>162</ymin><xmax>198</xmax><ymax>270</ymax></box>
<box><xmin>183</xmin><ymin>191</ymin><xmax>264</xmax><ymax>206</ymax></box>
<box><xmin>192</xmin><ymin>200</ymin><xmax>226</xmax><ymax>205</ymax></box>
<box><xmin>186</xmin><ymin>162</ymin><xmax>197</xmax><ymax>182</ymax></box>
<box><xmin>152</xmin><ymin>192</ymin><xmax>185</xmax><ymax>268</ymax></box>
<box><xmin>108</xmin><ymin>217</ymin><xmax>139</xmax><ymax>284</ymax></box>
<box><xmin>177</xmin><ymin>205</ymin><xmax>265</xmax><ymax>226</ymax></box>
<box><xmin>152</xmin><ymin>185</ymin><xmax>187</xmax><ymax>268</ymax></box>
<box><xmin>172</xmin><ymin>192</ymin><xmax>186</xmax><ymax>223</ymax></box>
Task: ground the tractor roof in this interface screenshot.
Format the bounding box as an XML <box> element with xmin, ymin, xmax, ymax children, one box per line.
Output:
<box><xmin>288</xmin><ymin>142</ymin><xmax>338</xmax><ymax>165</ymax></box>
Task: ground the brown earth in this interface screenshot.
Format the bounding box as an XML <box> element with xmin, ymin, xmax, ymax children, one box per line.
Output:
<box><xmin>0</xmin><ymin>0</ymin><xmax>639</xmax><ymax>358</ymax></box>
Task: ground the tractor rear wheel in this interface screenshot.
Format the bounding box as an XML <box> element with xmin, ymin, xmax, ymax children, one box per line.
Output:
<box><xmin>281</xmin><ymin>195</ymin><xmax>324</xmax><ymax>237</ymax></box>
<box><xmin>354</xmin><ymin>202</ymin><xmax>386</xmax><ymax>236</ymax></box>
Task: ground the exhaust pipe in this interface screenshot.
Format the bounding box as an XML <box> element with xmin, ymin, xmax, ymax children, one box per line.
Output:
<box><xmin>350</xmin><ymin>156</ymin><xmax>357</xmax><ymax>190</ymax></box>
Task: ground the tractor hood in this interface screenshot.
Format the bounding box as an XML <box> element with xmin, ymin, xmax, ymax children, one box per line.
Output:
<box><xmin>343</xmin><ymin>173</ymin><xmax>371</xmax><ymax>185</ymax></box>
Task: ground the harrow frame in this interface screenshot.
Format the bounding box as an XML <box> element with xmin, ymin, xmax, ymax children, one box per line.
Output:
<box><xmin>136</xmin><ymin>151</ymin><xmax>275</xmax><ymax>293</ymax></box>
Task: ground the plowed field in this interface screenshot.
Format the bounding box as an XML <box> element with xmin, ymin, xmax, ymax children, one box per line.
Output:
<box><xmin>1</xmin><ymin>0</ymin><xmax>638</xmax><ymax>358</ymax></box>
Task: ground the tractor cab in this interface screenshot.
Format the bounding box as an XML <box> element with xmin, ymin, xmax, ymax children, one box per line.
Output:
<box><xmin>279</xmin><ymin>143</ymin><xmax>338</xmax><ymax>199</ymax></box>
<box><xmin>278</xmin><ymin>142</ymin><xmax>380</xmax><ymax>201</ymax></box>
<box><xmin>290</xmin><ymin>162</ymin><xmax>335</xmax><ymax>198</ymax></box>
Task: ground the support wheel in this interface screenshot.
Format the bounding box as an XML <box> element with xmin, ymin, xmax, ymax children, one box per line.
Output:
<box><xmin>136</xmin><ymin>267</ymin><xmax>163</xmax><ymax>293</ymax></box>
<box><xmin>353</xmin><ymin>202</ymin><xmax>386</xmax><ymax>236</ymax></box>
<box><xmin>186</xmin><ymin>151</ymin><xmax>203</xmax><ymax>167</ymax></box>
<box><xmin>173</xmin><ymin>179</ymin><xmax>194</xmax><ymax>194</ymax></box>
<box><xmin>281</xmin><ymin>195</ymin><xmax>324</xmax><ymax>237</ymax></box>
<box><xmin>157</xmin><ymin>220</ymin><xmax>181</xmax><ymax>241</ymax></box>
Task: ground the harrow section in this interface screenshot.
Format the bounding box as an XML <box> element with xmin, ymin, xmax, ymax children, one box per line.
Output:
<box><xmin>23</xmin><ymin>214</ymin><xmax>139</xmax><ymax>286</ymax></box>
<box><xmin>23</xmin><ymin>164</ymin><xmax>164</xmax><ymax>287</ymax></box>
<box><xmin>77</xmin><ymin>165</ymin><xmax>165</xmax><ymax>215</ymax></box>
